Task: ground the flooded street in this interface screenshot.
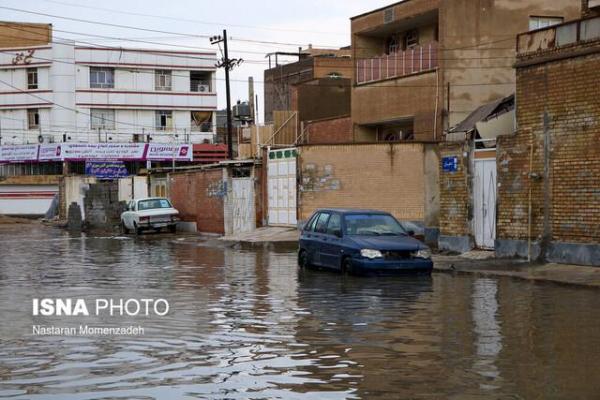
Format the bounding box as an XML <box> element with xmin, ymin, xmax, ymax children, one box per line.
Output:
<box><xmin>1</xmin><ymin>224</ymin><xmax>599</xmax><ymax>399</ymax></box>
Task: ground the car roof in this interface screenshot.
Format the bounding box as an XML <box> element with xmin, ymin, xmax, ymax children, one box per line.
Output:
<box><xmin>314</xmin><ymin>208</ymin><xmax>391</xmax><ymax>215</ymax></box>
<box><xmin>135</xmin><ymin>197</ymin><xmax>169</xmax><ymax>202</ymax></box>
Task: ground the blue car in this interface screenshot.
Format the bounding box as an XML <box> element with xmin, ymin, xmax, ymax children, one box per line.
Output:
<box><xmin>298</xmin><ymin>209</ymin><xmax>433</xmax><ymax>274</ymax></box>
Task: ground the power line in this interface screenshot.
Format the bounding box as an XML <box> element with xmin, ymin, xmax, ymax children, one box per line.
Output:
<box><xmin>41</xmin><ymin>0</ymin><xmax>348</xmax><ymax>36</ymax></box>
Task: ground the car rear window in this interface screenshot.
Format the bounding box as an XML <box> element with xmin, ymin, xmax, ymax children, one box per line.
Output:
<box><xmin>138</xmin><ymin>199</ymin><xmax>172</xmax><ymax>211</ymax></box>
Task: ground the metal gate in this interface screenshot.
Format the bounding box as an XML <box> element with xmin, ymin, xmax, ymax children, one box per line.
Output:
<box><xmin>473</xmin><ymin>158</ymin><xmax>497</xmax><ymax>249</ymax></box>
<box><xmin>267</xmin><ymin>147</ymin><xmax>297</xmax><ymax>226</ymax></box>
<box><xmin>232</xmin><ymin>177</ymin><xmax>255</xmax><ymax>233</ymax></box>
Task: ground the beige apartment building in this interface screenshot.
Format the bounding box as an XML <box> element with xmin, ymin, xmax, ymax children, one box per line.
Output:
<box><xmin>350</xmin><ymin>0</ymin><xmax>580</xmax><ymax>142</ymax></box>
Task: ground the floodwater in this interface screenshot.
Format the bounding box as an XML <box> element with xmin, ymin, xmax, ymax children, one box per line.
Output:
<box><xmin>1</xmin><ymin>224</ymin><xmax>599</xmax><ymax>399</ymax></box>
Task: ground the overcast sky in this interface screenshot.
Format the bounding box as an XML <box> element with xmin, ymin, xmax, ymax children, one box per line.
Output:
<box><xmin>1</xmin><ymin>0</ymin><xmax>394</xmax><ymax>123</ymax></box>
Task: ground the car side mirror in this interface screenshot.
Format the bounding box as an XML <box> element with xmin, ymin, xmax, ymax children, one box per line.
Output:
<box><xmin>333</xmin><ymin>229</ymin><xmax>342</xmax><ymax>238</ymax></box>
<box><xmin>407</xmin><ymin>230</ymin><xmax>415</xmax><ymax>237</ymax></box>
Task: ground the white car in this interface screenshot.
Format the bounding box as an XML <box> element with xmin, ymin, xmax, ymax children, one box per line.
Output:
<box><xmin>121</xmin><ymin>197</ymin><xmax>180</xmax><ymax>234</ymax></box>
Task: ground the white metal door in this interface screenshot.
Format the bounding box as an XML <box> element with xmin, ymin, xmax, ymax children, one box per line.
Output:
<box><xmin>267</xmin><ymin>148</ymin><xmax>297</xmax><ymax>226</ymax></box>
<box><xmin>232</xmin><ymin>177</ymin><xmax>255</xmax><ymax>233</ymax></box>
<box><xmin>474</xmin><ymin>159</ymin><xmax>497</xmax><ymax>249</ymax></box>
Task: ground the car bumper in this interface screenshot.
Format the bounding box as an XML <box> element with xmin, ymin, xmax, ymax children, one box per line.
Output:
<box><xmin>351</xmin><ymin>257</ymin><xmax>433</xmax><ymax>274</ymax></box>
<box><xmin>138</xmin><ymin>221</ymin><xmax>177</xmax><ymax>229</ymax></box>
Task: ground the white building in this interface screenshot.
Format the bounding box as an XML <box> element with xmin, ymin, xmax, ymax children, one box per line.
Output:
<box><xmin>0</xmin><ymin>41</ymin><xmax>218</xmax><ymax>145</ymax></box>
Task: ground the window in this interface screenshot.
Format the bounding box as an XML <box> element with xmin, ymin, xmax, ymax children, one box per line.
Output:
<box><xmin>314</xmin><ymin>212</ymin><xmax>331</xmax><ymax>234</ymax></box>
<box><xmin>155</xmin><ymin>70</ymin><xmax>172</xmax><ymax>91</ymax></box>
<box><xmin>90</xmin><ymin>109</ymin><xmax>115</xmax><ymax>130</ymax></box>
<box><xmin>386</xmin><ymin>35</ymin><xmax>400</xmax><ymax>54</ymax></box>
<box><xmin>138</xmin><ymin>198</ymin><xmax>172</xmax><ymax>211</ymax></box>
<box><xmin>27</xmin><ymin>109</ymin><xmax>40</xmax><ymax>129</ymax></box>
<box><xmin>343</xmin><ymin>214</ymin><xmax>407</xmax><ymax>236</ymax></box>
<box><xmin>529</xmin><ymin>16</ymin><xmax>564</xmax><ymax>31</ymax></box>
<box><xmin>404</xmin><ymin>29</ymin><xmax>419</xmax><ymax>49</ymax></box>
<box><xmin>326</xmin><ymin>213</ymin><xmax>342</xmax><ymax>236</ymax></box>
<box><xmin>155</xmin><ymin>110</ymin><xmax>173</xmax><ymax>130</ymax></box>
<box><xmin>190</xmin><ymin>71</ymin><xmax>210</xmax><ymax>92</ymax></box>
<box><xmin>90</xmin><ymin>67</ymin><xmax>114</xmax><ymax>88</ymax></box>
<box><xmin>27</xmin><ymin>68</ymin><xmax>38</xmax><ymax>89</ymax></box>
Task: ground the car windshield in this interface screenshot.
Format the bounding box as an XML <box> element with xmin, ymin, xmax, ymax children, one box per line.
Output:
<box><xmin>137</xmin><ymin>199</ymin><xmax>172</xmax><ymax>211</ymax></box>
<box><xmin>344</xmin><ymin>214</ymin><xmax>407</xmax><ymax>236</ymax></box>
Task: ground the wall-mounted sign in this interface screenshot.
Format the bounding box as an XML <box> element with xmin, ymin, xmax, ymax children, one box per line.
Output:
<box><xmin>11</xmin><ymin>49</ymin><xmax>35</xmax><ymax>65</ymax></box>
<box><xmin>85</xmin><ymin>160</ymin><xmax>129</xmax><ymax>179</ymax></box>
<box><xmin>442</xmin><ymin>156</ymin><xmax>458</xmax><ymax>172</ymax></box>
<box><xmin>146</xmin><ymin>144</ymin><xmax>193</xmax><ymax>161</ymax></box>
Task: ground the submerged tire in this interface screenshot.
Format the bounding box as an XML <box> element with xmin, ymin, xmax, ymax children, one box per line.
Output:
<box><xmin>298</xmin><ymin>250</ymin><xmax>309</xmax><ymax>269</ymax></box>
<box><xmin>120</xmin><ymin>221</ymin><xmax>129</xmax><ymax>235</ymax></box>
<box><xmin>342</xmin><ymin>257</ymin><xmax>354</xmax><ymax>275</ymax></box>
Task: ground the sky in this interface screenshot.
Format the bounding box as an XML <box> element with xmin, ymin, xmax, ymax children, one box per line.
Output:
<box><xmin>1</xmin><ymin>0</ymin><xmax>395</xmax><ymax>124</ymax></box>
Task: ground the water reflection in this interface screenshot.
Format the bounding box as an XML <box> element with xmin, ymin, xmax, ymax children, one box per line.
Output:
<box><xmin>0</xmin><ymin>224</ymin><xmax>600</xmax><ymax>399</ymax></box>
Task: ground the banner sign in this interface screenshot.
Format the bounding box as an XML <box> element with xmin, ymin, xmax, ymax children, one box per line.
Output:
<box><xmin>0</xmin><ymin>145</ymin><xmax>39</xmax><ymax>163</ymax></box>
<box><xmin>146</xmin><ymin>144</ymin><xmax>193</xmax><ymax>161</ymax></box>
<box><xmin>85</xmin><ymin>160</ymin><xmax>129</xmax><ymax>179</ymax></box>
<box><xmin>0</xmin><ymin>143</ymin><xmax>194</xmax><ymax>163</ymax></box>
<box><xmin>61</xmin><ymin>143</ymin><xmax>147</xmax><ymax>161</ymax></box>
<box><xmin>38</xmin><ymin>144</ymin><xmax>63</xmax><ymax>162</ymax></box>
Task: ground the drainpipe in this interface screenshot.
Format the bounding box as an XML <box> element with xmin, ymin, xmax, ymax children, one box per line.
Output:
<box><xmin>433</xmin><ymin>68</ymin><xmax>439</xmax><ymax>141</ymax></box>
<box><xmin>528</xmin><ymin>141</ymin><xmax>533</xmax><ymax>262</ymax></box>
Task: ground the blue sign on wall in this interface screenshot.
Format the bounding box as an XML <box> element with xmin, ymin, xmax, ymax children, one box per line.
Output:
<box><xmin>85</xmin><ymin>160</ymin><xmax>129</xmax><ymax>180</ymax></box>
<box><xmin>442</xmin><ymin>156</ymin><xmax>458</xmax><ymax>172</ymax></box>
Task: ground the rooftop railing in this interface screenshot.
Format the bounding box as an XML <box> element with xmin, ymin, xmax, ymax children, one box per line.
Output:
<box><xmin>356</xmin><ymin>42</ymin><xmax>438</xmax><ymax>85</ymax></box>
<box><xmin>517</xmin><ymin>16</ymin><xmax>600</xmax><ymax>56</ymax></box>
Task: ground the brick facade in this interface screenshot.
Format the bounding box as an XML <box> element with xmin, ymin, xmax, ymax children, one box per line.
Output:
<box><xmin>168</xmin><ymin>169</ymin><xmax>225</xmax><ymax>234</ymax></box>
<box><xmin>497</xmin><ymin>40</ymin><xmax>600</xmax><ymax>264</ymax></box>
<box><xmin>304</xmin><ymin>116</ymin><xmax>352</xmax><ymax>144</ymax></box>
<box><xmin>438</xmin><ymin>142</ymin><xmax>470</xmax><ymax>237</ymax></box>
<box><xmin>298</xmin><ymin>143</ymin><xmax>439</xmax><ymax>226</ymax></box>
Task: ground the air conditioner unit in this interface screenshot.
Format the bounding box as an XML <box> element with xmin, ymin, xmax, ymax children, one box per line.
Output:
<box><xmin>197</xmin><ymin>84</ymin><xmax>210</xmax><ymax>93</ymax></box>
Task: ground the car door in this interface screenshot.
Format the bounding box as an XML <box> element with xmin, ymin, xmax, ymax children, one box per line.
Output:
<box><xmin>311</xmin><ymin>212</ymin><xmax>331</xmax><ymax>267</ymax></box>
<box><xmin>300</xmin><ymin>212</ymin><xmax>321</xmax><ymax>264</ymax></box>
<box><xmin>320</xmin><ymin>212</ymin><xmax>343</xmax><ymax>269</ymax></box>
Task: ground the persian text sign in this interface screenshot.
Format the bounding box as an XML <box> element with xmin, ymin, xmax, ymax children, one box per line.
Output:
<box><xmin>0</xmin><ymin>145</ymin><xmax>39</xmax><ymax>163</ymax></box>
<box><xmin>62</xmin><ymin>143</ymin><xmax>147</xmax><ymax>161</ymax></box>
<box><xmin>146</xmin><ymin>144</ymin><xmax>193</xmax><ymax>161</ymax></box>
<box><xmin>85</xmin><ymin>160</ymin><xmax>129</xmax><ymax>179</ymax></box>
<box><xmin>38</xmin><ymin>144</ymin><xmax>63</xmax><ymax>161</ymax></box>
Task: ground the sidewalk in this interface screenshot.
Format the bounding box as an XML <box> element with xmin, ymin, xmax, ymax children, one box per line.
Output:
<box><xmin>220</xmin><ymin>226</ymin><xmax>299</xmax><ymax>245</ymax></box>
<box><xmin>433</xmin><ymin>251</ymin><xmax>600</xmax><ymax>288</ymax></box>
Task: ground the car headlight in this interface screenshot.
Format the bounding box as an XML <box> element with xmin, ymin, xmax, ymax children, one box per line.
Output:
<box><xmin>360</xmin><ymin>249</ymin><xmax>383</xmax><ymax>259</ymax></box>
<box><xmin>414</xmin><ymin>248</ymin><xmax>432</xmax><ymax>259</ymax></box>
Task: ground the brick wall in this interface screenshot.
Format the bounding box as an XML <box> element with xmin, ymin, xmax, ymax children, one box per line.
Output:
<box><xmin>298</xmin><ymin>143</ymin><xmax>430</xmax><ymax>222</ymax></box>
<box><xmin>438</xmin><ymin>142</ymin><xmax>470</xmax><ymax>237</ymax></box>
<box><xmin>168</xmin><ymin>169</ymin><xmax>225</xmax><ymax>234</ymax></box>
<box><xmin>497</xmin><ymin>43</ymin><xmax>600</xmax><ymax>246</ymax></box>
<box><xmin>304</xmin><ymin>116</ymin><xmax>352</xmax><ymax>144</ymax></box>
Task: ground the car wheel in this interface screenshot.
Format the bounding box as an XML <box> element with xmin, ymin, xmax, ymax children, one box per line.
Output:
<box><xmin>134</xmin><ymin>223</ymin><xmax>143</xmax><ymax>236</ymax></box>
<box><xmin>298</xmin><ymin>250</ymin><xmax>310</xmax><ymax>269</ymax></box>
<box><xmin>342</xmin><ymin>257</ymin><xmax>354</xmax><ymax>275</ymax></box>
<box><xmin>120</xmin><ymin>221</ymin><xmax>129</xmax><ymax>234</ymax></box>
<box><xmin>169</xmin><ymin>224</ymin><xmax>177</xmax><ymax>234</ymax></box>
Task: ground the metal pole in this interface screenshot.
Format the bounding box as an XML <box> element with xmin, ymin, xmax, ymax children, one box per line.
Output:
<box><xmin>223</xmin><ymin>29</ymin><xmax>234</xmax><ymax>160</ymax></box>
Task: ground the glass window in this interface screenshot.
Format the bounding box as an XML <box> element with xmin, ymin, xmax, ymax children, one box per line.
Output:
<box><xmin>138</xmin><ymin>198</ymin><xmax>172</xmax><ymax>211</ymax></box>
<box><xmin>343</xmin><ymin>214</ymin><xmax>407</xmax><ymax>236</ymax></box>
<box><xmin>326</xmin><ymin>213</ymin><xmax>341</xmax><ymax>235</ymax></box>
<box><xmin>90</xmin><ymin>67</ymin><xmax>114</xmax><ymax>88</ymax></box>
<box><xmin>314</xmin><ymin>212</ymin><xmax>330</xmax><ymax>234</ymax></box>
<box><xmin>27</xmin><ymin>109</ymin><xmax>40</xmax><ymax>129</ymax></box>
<box><xmin>27</xmin><ymin>68</ymin><xmax>38</xmax><ymax>89</ymax></box>
<box><xmin>190</xmin><ymin>71</ymin><xmax>210</xmax><ymax>92</ymax></box>
<box><xmin>529</xmin><ymin>16</ymin><xmax>563</xmax><ymax>31</ymax></box>
<box><xmin>305</xmin><ymin>213</ymin><xmax>319</xmax><ymax>231</ymax></box>
<box><xmin>155</xmin><ymin>70</ymin><xmax>172</xmax><ymax>91</ymax></box>
<box><xmin>90</xmin><ymin>109</ymin><xmax>115</xmax><ymax>130</ymax></box>
<box><xmin>404</xmin><ymin>29</ymin><xmax>419</xmax><ymax>49</ymax></box>
<box><xmin>155</xmin><ymin>110</ymin><xmax>173</xmax><ymax>130</ymax></box>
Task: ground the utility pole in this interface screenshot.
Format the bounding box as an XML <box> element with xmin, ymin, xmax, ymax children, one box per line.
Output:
<box><xmin>210</xmin><ymin>30</ymin><xmax>243</xmax><ymax>160</ymax></box>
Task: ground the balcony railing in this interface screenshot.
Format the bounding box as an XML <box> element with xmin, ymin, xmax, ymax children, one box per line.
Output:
<box><xmin>356</xmin><ymin>42</ymin><xmax>438</xmax><ymax>85</ymax></box>
<box><xmin>517</xmin><ymin>16</ymin><xmax>600</xmax><ymax>56</ymax></box>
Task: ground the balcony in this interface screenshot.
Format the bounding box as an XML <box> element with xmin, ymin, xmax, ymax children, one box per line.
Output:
<box><xmin>356</xmin><ymin>42</ymin><xmax>438</xmax><ymax>85</ymax></box>
<box><xmin>517</xmin><ymin>16</ymin><xmax>600</xmax><ymax>56</ymax></box>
